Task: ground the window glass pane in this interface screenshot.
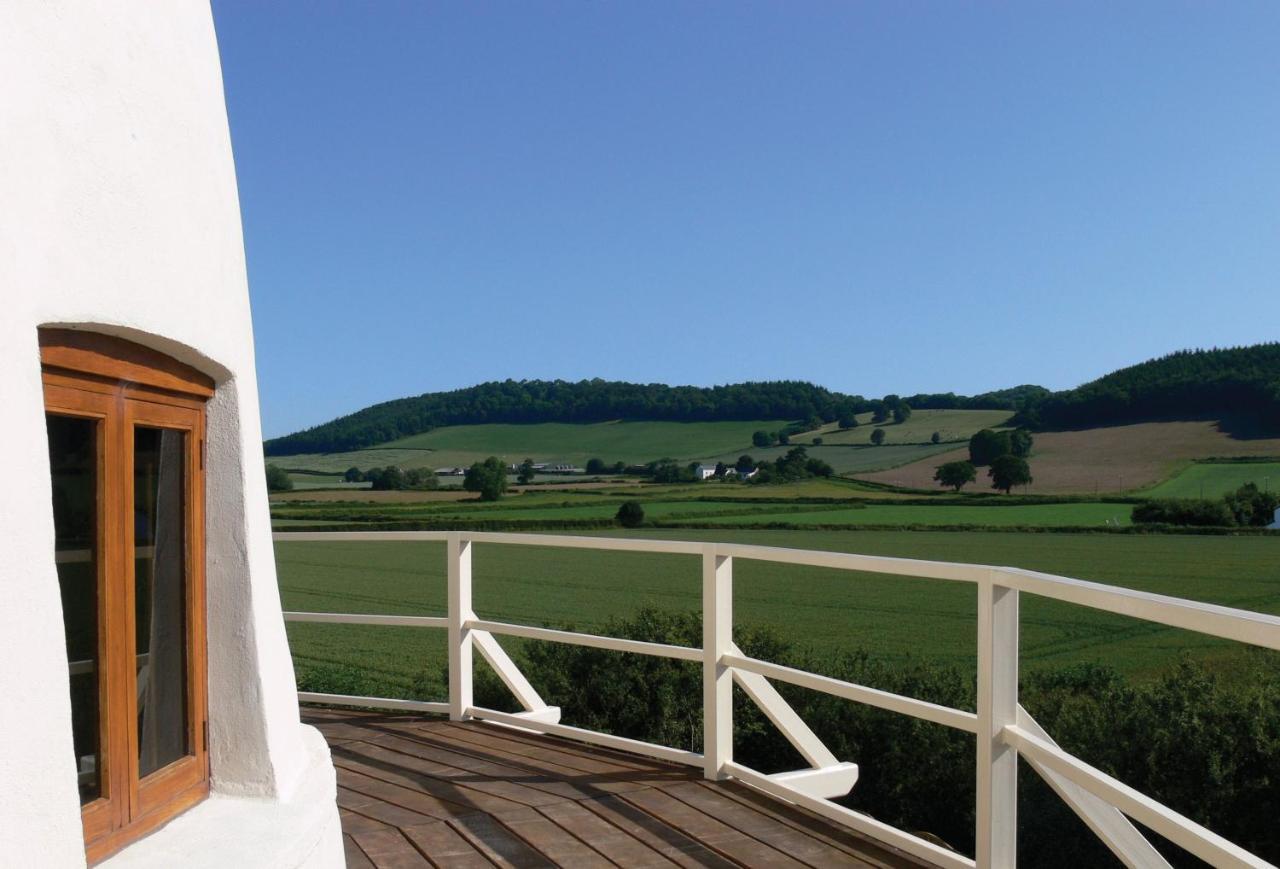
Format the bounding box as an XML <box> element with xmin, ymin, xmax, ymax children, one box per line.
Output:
<box><xmin>134</xmin><ymin>426</ymin><xmax>190</xmax><ymax>777</ymax></box>
<box><xmin>46</xmin><ymin>414</ymin><xmax>101</xmax><ymax>804</ymax></box>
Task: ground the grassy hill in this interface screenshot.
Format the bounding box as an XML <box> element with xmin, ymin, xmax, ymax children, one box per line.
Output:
<box><xmin>1143</xmin><ymin>460</ymin><xmax>1280</xmax><ymax>499</ymax></box>
<box><xmin>272</xmin><ymin>410</ymin><xmax>1008</xmax><ymax>477</ymax></box>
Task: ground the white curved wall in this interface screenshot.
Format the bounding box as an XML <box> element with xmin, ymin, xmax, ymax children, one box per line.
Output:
<box><xmin>0</xmin><ymin>2</ymin><xmax>340</xmax><ymax>865</ymax></box>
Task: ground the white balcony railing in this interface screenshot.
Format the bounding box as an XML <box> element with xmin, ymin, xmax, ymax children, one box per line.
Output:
<box><xmin>275</xmin><ymin>530</ymin><xmax>1280</xmax><ymax>869</ymax></box>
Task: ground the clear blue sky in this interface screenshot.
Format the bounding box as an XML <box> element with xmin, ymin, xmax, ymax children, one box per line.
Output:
<box><xmin>210</xmin><ymin>2</ymin><xmax>1280</xmax><ymax>438</ymax></box>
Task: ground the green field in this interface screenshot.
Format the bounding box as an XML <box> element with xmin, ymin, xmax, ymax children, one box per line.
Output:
<box><xmin>278</xmin><ymin>529</ymin><xmax>1280</xmax><ymax>702</ymax></box>
<box><xmin>272</xmin><ymin>495</ymin><xmax>1133</xmax><ymax>528</ymax></box>
<box><xmin>814</xmin><ymin>408</ymin><xmax>1013</xmax><ymax>446</ymax></box>
<box><xmin>1143</xmin><ymin>461</ymin><xmax>1280</xmax><ymax>499</ymax></box>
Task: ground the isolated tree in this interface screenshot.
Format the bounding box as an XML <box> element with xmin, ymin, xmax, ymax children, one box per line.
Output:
<box><xmin>367</xmin><ymin>466</ymin><xmax>406</xmax><ymax>490</ymax></box>
<box><xmin>616</xmin><ymin>501</ymin><xmax>645</xmax><ymax>528</ymax></box>
<box><xmin>464</xmin><ymin>456</ymin><xmax>508</xmax><ymax>501</ymax></box>
<box><xmin>1010</xmin><ymin>428</ymin><xmax>1034</xmax><ymax>458</ymax></box>
<box><xmin>516</xmin><ymin>458</ymin><xmax>536</xmax><ymax>485</ymax></box>
<box><xmin>585</xmin><ymin>457</ymin><xmax>606</xmax><ymax>475</ymax></box>
<box><xmin>870</xmin><ymin>428</ymin><xmax>886</xmax><ymax>445</ymax></box>
<box><xmin>931</xmin><ymin>431</ymin><xmax>941</xmax><ymax>444</ymax></box>
<box><xmin>870</xmin><ymin>401</ymin><xmax>889</xmax><ymax>424</ymax></box>
<box><xmin>893</xmin><ymin>403</ymin><xmax>912</xmax><ymax>424</ymax></box>
<box><xmin>969</xmin><ymin>428</ymin><xmax>1012</xmax><ymax>466</ymax></box>
<box><xmin>934</xmin><ymin>460</ymin><xmax>977</xmax><ymax>492</ymax></box>
<box><xmin>777</xmin><ymin>430</ymin><xmax>791</xmax><ymax>445</ymax></box>
<box><xmin>404</xmin><ymin>467</ymin><xmax>438</xmax><ymax>489</ymax></box>
<box><xmin>838</xmin><ymin>413</ymin><xmax>858</xmax><ymax>430</ymax></box>
<box><xmin>752</xmin><ymin>430</ymin><xmax>772</xmax><ymax>448</ymax></box>
<box><xmin>735</xmin><ymin>454</ymin><xmax>755</xmax><ymax>473</ymax></box>
<box><xmin>988</xmin><ymin>455</ymin><xmax>1032</xmax><ymax>494</ymax></box>
<box><xmin>343</xmin><ymin>466</ymin><xmax>364</xmax><ymax>483</ymax></box>
<box><xmin>265</xmin><ymin>464</ymin><xmax>293</xmax><ymax>492</ymax></box>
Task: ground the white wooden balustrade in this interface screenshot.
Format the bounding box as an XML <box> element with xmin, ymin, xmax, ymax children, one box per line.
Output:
<box><xmin>276</xmin><ymin>530</ymin><xmax>1280</xmax><ymax>869</ymax></box>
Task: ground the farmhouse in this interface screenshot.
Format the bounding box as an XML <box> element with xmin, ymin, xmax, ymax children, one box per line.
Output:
<box><xmin>694</xmin><ymin>463</ymin><xmax>718</xmax><ymax>480</ymax></box>
<box><xmin>1</xmin><ymin>5</ymin><xmax>341</xmax><ymax>867</ymax></box>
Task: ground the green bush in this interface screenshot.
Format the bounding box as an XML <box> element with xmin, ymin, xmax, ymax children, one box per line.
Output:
<box><xmin>1133</xmin><ymin>498</ymin><xmax>1238</xmax><ymax>527</ymax></box>
<box><xmin>615</xmin><ymin>501</ymin><xmax>645</xmax><ymax>527</ymax></box>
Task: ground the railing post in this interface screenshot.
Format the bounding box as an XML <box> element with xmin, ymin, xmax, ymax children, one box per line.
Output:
<box><xmin>976</xmin><ymin>570</ymin><xmax>1019</xmax><ymax>867</ymax></box>
<box><xmin>702</xmin><ymin>544</ymin><xmax>732</xmax><ymax>780</ymax></box>
<box><xmin>447</xmin><ymin>532</ymin><xmax>473</xmax><ymax>721</ymax></box>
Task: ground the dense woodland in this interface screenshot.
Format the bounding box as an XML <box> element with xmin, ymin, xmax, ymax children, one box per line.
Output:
<box><xmin>1014</xmin><ymin>343</ymin><xmax>1280</xmax><ymax>431</ymax></box>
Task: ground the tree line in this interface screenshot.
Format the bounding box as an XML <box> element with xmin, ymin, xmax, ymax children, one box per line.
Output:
<box><xmin>1013</xmin><ymin>342</ymin><xmax>1280</xmax><ymax>431</ymax></box>
<box><xmin>264</xmin><ymin>379</ymin><xmax>1040</xmax><ymax>456</ymax></box>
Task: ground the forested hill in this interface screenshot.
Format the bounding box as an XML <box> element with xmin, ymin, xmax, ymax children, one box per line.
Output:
<box><xmin>265</xmin><ymin>380</ymin><xmax>863</xmax><ymax>455</ymax></box>
<box><xmin>1015</xmin><ymin>343</ymin><xmax>1280</xmax><ymax>431</ymax></box>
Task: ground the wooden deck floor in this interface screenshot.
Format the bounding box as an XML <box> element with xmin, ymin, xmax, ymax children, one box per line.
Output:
<box><xmin>304</xmin><ymin>708</ymin><xmax>934</xmax><ymax>868</ymax></box>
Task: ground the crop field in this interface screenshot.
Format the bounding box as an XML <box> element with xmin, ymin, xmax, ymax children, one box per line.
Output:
<box><xmin>278</xmin><ymin>529</ymin><xmax>1280</xmax><ymax>701</ymax></box>
<box><xmin>667</xmin><ymin>502</ymin><xmax>1132</xmax><ymax>527</ymax></box>
<box><xmin>1143</xmin><ymin>461</ymin><xmax>1280</xmax><ymax>499</ymax></box>
<box><xmin>857</xmin><ymin>420</ymin><xmax>1280</xmax><ymax>494</ymax></box>
<box><xmin>814</xmin><ymin>409</ymin><xmax>1013</xmax><ymax>446</ymax></box>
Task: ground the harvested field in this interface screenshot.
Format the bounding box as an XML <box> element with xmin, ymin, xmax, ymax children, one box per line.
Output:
<box><xmin>855</xmin><ymin>420</ymin><xmax>1280</xmax><ymax>494</ymax></box>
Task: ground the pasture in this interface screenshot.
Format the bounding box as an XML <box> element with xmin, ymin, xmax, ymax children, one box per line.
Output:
<box><xmin>815</xmin><ymin>408</ymin><xmax>1013</xmax><ymax>445</ymax></box>
<box><xmin>278</xmin><ymin>529</ymin><xmax>1280</xmax><ymax>701</ymax></box>
<box><xmin>1143</xmin><ymin>460</ymin><xmax>1280</xmax><ymax>499</ymax></box>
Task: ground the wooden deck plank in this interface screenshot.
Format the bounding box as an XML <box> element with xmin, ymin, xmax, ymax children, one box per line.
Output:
<box><xmin>619</xmin><ymin>787</ymin><xmax>811</xmax><ymax>867</ymax></box>
<box><xmin>536</xmin><ymin>800</ymin><xmax>680</xmax><ymax>868</ymax></box>
<box><xmin>349</xmin><ymin>827</ymin><xmax>432</xmax><ymax>868</ymax></box>
<box><xmin>344</xmin><ymin>834</ymin><xmax>377</xmax><ymax>869</ymax></box>
<box><xmin>305</xmin><ymin>709</ymin><xmax>937</xmax><ymax>868</ymax></box>
<box><xmin>334</xmin><ymin>739</ymin><xmax>573</xmax><ymax>816</ymax></box>
<box><xmin>399</xmin><ymin>821</ymin><xmax>496</xmax><ymax>869</ymax></box>
<box><xmin>448</xmin><ymin>813</ymin><xmax>557</xmax><ymax>869</ymax></box>
<box><xmin>658</xmin><ymin>780</ymin><xmax>872</xmax><ymax>868</ymax></box>
<box><xmin>577</xmin><ymin>794</ymin><xmax>740</xmax><ymax>869</ymax></box>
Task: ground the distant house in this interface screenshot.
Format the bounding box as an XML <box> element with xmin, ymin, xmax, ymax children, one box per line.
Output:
<box><xmin>436</xmin><ymin>467</ymin><xmax>467</xmax><ymax>476</ymax></box>
<box><xmin>545</xmin><ymin>463</ymin><xmax>581</xmax><ymax>474</ymax></box>
<box><xmin>738</xmin><ymin>467</ymin><xmax>759</xmax><ymax>479</ymax></box>
<box><xmin>694</xmin><ymin>464</ymin><xmax>718</xmax><ymax>480</ymax></box>
<box><xmin>1269</xmin><ymin>507</ymin><xmax>1280</xmax><ymax>529</ymax></box>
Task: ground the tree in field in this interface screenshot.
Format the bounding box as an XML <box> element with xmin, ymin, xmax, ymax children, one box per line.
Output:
<box><xmin>1010</xmin><ymin>428</ymin><xmax>1034</xmax><ymax>458</ymax></box>
<box><xmin>616</xmin><ymin>501</ymin><xmax>645</xmax><ymax>528</ymax></box>
<box><xmin>870</xmin><ymin>401</ymin><xmax>889</xmax><ymax>424</ymax></box>
<box><xmin>933</xmin><ymin>460</ymin><xmax>977</xmax><ymax>492</ymax></box>
<box><xmin>343</xmin><ymin>466</ymin><xmax>364</xmax><ymax>483</ymax></box>
<box><xmin>516</xmin><ymin>458</ymin><xmax>536</xmax><ymax>485</ymax></box>
<box><xmin>777</xmin><ymin>430</ymin><xmax>791</xmax><ymax>445</ymax></box>
<box><xmin>988</xmin><ymin>455</ymin><xmax>1031</xmax><ymax>494</ymax></box>
<box><xmin>649</xmin><ymin>458</ymin><xmax>683</xmax><ymax>484</ymax></box>
<box><xmin>838</xmin><ymin>413</ymin><xmax>858</xmax><ymax>430</ymax></box>
<box><xmin>969</xmin><ymin>428</ymin><xmax>1012</xmax><ymax>466</ymax></box>
<box><xmin>931</xmin><ymin>431</ymin><xmax>941</xmax><ymax>444</ymax></box>
<box><xmin>812</xmin><ymin>437</ymin><xmax>823</xmax><ymax>446</ymax></box>
<box><xmin>265</xmin><ymin>464</ymin><xmax>293</xmax><ymax>492</ymax></box>
<box><xmin>736</xmin><ymin>454</ymin><xmax>755</xmax><ymax>473</ymax></box>
<box><xmin>870</xmin><ymin>428</ymin><xmax>886</xmax><ymax>445</ymax></box>
<box><xmin>585</xmin><ymin>457</ymin><xmax>606</xmax><ymax>475</ymax></box>
<box><xmin>367</xmin><ymin>466</ymin><xmax>406</xmax><ymax>490</ymax></box>
<box><xmin>404</xmin><ymin>467</ymin><xmax>439</xmax><ymax>489</ymax></box>
<box><xmin>464</xmin><ymin>456</ymin><xmax>508</xmax><ymax>501</ymax></box>
<box><xmin>752</xmin><ymin>430</ymin><xmax>772</xmax><ymax>448</ymax></box>
<box><xmin>893</xmin><ymin>403</ymin><xmax>912</xmax><ymax>424</ymax></box>
<box><xmin>714</xmin><ymin>462</ymin><xmax>728</xmax><ymax>478</ymax></box>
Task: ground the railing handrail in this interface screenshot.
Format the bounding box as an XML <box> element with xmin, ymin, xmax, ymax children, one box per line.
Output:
<box><xmin>274</xmin><ymin>529</ymin><xmax>1279</xmax><ymax>869</ymax></box>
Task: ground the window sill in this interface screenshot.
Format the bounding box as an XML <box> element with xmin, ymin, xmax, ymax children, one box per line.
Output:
<box><xmin>98</xmin><ymin>725</ymin><xmax>341</xmax><ymax>869</ymax></box>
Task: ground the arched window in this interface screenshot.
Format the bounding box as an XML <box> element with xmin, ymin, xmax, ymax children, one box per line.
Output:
<box><xmin>41</xmin><ymin>329</ymin><xmax>211</xmax><ymax>863</ymax></box>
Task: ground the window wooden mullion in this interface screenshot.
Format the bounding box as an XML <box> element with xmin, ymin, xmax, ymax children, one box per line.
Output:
<box><xmin>42</xmin><ymin>330</ymin><xmax>210</xmax><ymax>866</ymax></box>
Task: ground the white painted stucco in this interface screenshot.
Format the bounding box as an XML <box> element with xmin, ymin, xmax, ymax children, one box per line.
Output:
<box><xmin>0</xmin><ymin>2</ymin><xmax>342</xmax><ymax>866</ymax></box>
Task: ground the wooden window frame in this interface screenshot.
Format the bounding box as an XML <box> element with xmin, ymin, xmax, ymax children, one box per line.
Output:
<box><xmin>41</xmin><ymin>329</ymin><xmax>211</xmax><ymax>864</ymax></box>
